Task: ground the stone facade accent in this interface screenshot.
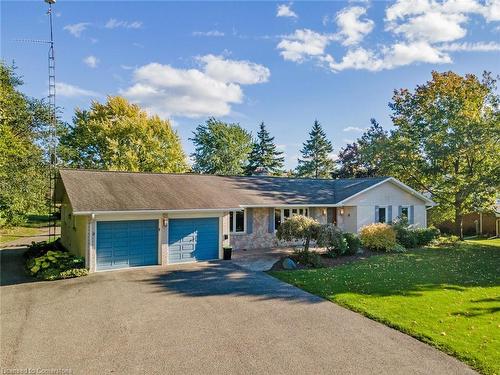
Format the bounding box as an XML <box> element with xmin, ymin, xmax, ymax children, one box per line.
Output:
<box><xmin>230</xmin><ymin>207</ymin><xmax>329</xmax><ymax>250</ymax></box>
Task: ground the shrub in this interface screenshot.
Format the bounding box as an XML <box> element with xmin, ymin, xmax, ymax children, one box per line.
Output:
<box><xmin>393</xmin><ymin>220</ymin><xmax>440</xmax><ymax>249</ymax></box>
<box><xmin>359</xmin><ymin>223</ymin><xmax>397</xmax><ymax>252</ymax></box>
<box><xmin>276</xmin><ymin>215</ymin><xmax>320</xmax><ymax>252</ymax></box>
<box><xmin>316</xmin><ymin>224</ymin><xmax>348</xmax><ymax>257</ymax></box>
<box><xmin>26</xmin><ymin>250</ymin><xmax>87</xmax><ymax>281</ymax></box>
<box><xmin>343</xmin><ymin>232</ymin><xmax>361</xmax><ymax>255</ymax></box>
<box><xmin>24</xmin><ymin>239</ymin><xmax>64</xmax><ymax>260</ymax></box>
<box><xmin>414</xmin><ymin>227</ymin><xmax>440</xmax><ymax>246</ymax></box>
<box><xmin>59</xmin><ymin>268</ymin><xmax>89</xmax><ymax>279</ymax></box>
<box><xmin>434</xmin><ymin>235</ymin><xmax>460</xmax><ymax>247</ymax></box>
<box><xmin>292</xmin><ymin>249</ymin><xmax>323</xmax><ymax>268</ymax></box>
<box><xmin>391</xmin><ymin>243</ymin><xmax>407</xmax><ymax>253</ymax></box>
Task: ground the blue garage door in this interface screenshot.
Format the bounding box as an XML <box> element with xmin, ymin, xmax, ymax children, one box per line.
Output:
<box><xmin>168</xmin><ymin>218</ymin><xmax>219</xmax><ymax>264</ymax></box>
<box><xmin>96</xmin><ymin>220</ymin><xmax>158</xmax><ymax>270</ymax></box>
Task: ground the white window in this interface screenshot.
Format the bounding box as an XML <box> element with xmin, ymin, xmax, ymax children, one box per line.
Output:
<box><xmin>274</xmin><ymin>207</ymin><xmax>309</xmax><ymax>230</ymax></box>
<box><xmin>229</xmin><ymin>210</ymin><xmax>245</xmax><ymax>233</ymax></box>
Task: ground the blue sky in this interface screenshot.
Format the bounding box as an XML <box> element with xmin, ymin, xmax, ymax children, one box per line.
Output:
<box><xmin>2</xmin><ymin>0</ymin><xmax>499</xmax><ymax>169</ymax></box>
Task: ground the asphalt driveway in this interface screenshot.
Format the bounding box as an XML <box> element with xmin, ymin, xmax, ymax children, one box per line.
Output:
<box><xmin>1</xmin><ymin>250</ymin><xmax>475</xmax><ymax>375</ymax></box>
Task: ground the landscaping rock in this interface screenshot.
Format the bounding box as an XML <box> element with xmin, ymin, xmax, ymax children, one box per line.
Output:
<box><xmin>282</xmin><ymin>257</ymin><xmax>297</xmax><ymax>270</ymax></box>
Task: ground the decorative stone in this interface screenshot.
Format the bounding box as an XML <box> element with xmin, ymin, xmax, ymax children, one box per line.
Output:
<box><xmin>282</xmin><ymin>257</ymin><xmax>298</xmax><ymax>270</ymax></box>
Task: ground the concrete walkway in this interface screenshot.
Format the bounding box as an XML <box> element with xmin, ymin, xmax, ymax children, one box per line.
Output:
<box><xmin>0</xmin><ymin>254</ymin><xmax>476</xmax><ymax>375</ymax></box>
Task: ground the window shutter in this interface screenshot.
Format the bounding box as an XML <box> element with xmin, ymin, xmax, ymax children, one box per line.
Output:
<box><xmin>268</xmin><ymin>208</ymin><xmax>274</xmax><ymax>233</ymax></box>
<box><xmin>246</xmin><ymin>208</ymin><xmax>253</xmax><ymax>234</ymax></box>
<box><xmin>388</xmin><ymin>205</ymin><xmax>393</xmax><ymax>223</ymax></box>
<box><xmin>409</xmin><ymin>205</ymin><xmax>415</xmax><ymax>224</ymax></box>
<box><xmin>375</xmin><ymin>206</ymin><xmax>379</xmax><ymax>223</ymax></box>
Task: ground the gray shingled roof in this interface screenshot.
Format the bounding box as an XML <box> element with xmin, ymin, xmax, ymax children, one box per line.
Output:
<box><xmin>56</xmin><ymin>169</ymin><xmax>389</xmax><ymax>213</ymax></box>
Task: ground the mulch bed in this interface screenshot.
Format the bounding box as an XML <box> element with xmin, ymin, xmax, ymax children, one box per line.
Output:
<box><xmin>269</xmin><ymin>249</ymin><xmax>380</xmax><ymax>271</ymax></box>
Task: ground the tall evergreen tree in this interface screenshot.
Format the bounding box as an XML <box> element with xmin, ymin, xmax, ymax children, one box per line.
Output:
<box><xmin>245</xmin><ymin>122</ymin><xmax>284</xmax><ymax>175</ymax></box>
<box><xmin>296</xmin><ymin>120</ymin><xmax>335</xmax><ymax>178</ymax></box>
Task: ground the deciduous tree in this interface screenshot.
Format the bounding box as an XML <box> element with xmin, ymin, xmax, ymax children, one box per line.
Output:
<box><xmin>334</xmin><ymin>119</ymin><xmax>388</xmax><ymax>178</ymax></box>
<box><xmin>190</xmin><ymin>118</ymin><xmax>252</xmax><ymax>175</ymax></box>
<box><xmin>382</xmin><ymin>71</ymin><xmax>500</xmax><ymax>238</ymax></box>
<box><xmin>59</xmin><ymin>96</ymin><xmax>188</xmax><ymax>173</ymax></box>
<box><xmin>0</xmin><ymin>63</ymin><xmax>50</xmax><ymax>226</ymax></box>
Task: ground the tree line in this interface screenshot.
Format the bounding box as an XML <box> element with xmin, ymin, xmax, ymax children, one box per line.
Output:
<box><xmin>1</xmin><ymin>61</ymin><xmax>499</xmax><ymax>237</ymax></box>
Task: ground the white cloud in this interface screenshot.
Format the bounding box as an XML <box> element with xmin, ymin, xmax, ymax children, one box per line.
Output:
<box><xmin>439</xmin><ymin>41</ymin><xmax>500</xmax><ymax>51</ymax></box>
<box><xmin>121</xmin><ymin>56</ymin><xmax>270</xmax><ymax>118</ymax></box>
<box><xmin>343</xmin><ymin>126</ymin><xmax>365</xmax><ymax>132</ymax></box>
<box><xmin>56</xmin><ymin>82</ymin><xmax>100</xmax><ymax>98</ymax></box>
<box><xmin>278</xmin><ymin>0</ymin><xmax>499</xmax><ymax>72</ymax></box>
<box><xmin>63</xmin><ymin>22</ymin><xmax>90</xmax><ymax>38</ymax></box>
<box><xmin>389</xmin><ymin>11</ymin><xmax>468</xmax><ymax>42</ymax></box>
<box><xmin>192</xmin><ymin>30</ymin><xmax>225</xmax><ymax>37</ymax></box>
<box><xmin>198</xmin><ymin>54</ymin><xmax>270</xmax><ymax>84</ymax></box>
<box><xmin>328</xmin><ymin>41</ymin><xmax>451</xmax><ymax>72</ymax></box>
<box><xmin>336</xmin><ymin>6</ymin><xmax>375</xmax><ymax>46</ymax></box>
<box><xmin>277</xmin><ymin>29</ymin><xmax>333</xmax><ymax>62</ymax></box>
<box><xmin>83</xmin><ymin>55</ymin><xmax>99</xmax><ymax>68</ymax></box>
<box><xmin>105</xmin><ymin>19</ymin><xmax>142</xmax><ymax>29</ymax></box>
<box><xmin>277</xmin><ymin>4</ymin><xmax>298</xmax><ymax>18</ymax></box>
<box><xmin>482</xmin><ymin>0</ymin><xmax>500</xmax><ymax>21</ymax></box>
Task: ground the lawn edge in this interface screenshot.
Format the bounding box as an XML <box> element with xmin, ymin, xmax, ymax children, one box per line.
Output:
<box><xmin>268</xmin><ymin>266</ymin><xmax>496</xmax><ymax>375</ymax></box>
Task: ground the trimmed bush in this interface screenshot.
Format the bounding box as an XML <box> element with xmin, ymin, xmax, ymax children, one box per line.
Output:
<box><xmin>393</xmin><ymin>220</ymin><xmax>440</xmax><ymax>249</ymax></box>
<box><xmin>359</xmin><ymin>223</ymin><xmax>397</xmax><ymax>252</ymax></box>
<box><xmin>26</xmin><ymin>250</ymin><xmax>87</xmax><ymax>281</ymax></box>
<box><xmin>343</xmin><ymin>232</ymin><xmax>361</xmax><ymax>255</ymax></box>
<box><xmin>414</xmin><ymin>227</ymin><xmax>440</xmax><ymax>246</ymax></box>
<box><xmin>276</xmin><ymin>215</ymin><xmax>320</xmax><ymax>252</ymax></box>
<box><xmin>316</xmin><ymin>224</ymin><xmax>348</xmax><ymax>257</ymax></box>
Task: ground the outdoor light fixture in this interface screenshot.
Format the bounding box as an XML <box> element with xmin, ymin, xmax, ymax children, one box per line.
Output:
<box><xmin>340</xmin><ymin>207</ymin><xmax>345</xmax><ymax>216</ymax></box>
<box><xmin>162</xmin><ymin>217</ymin><xmax>168</xmax><ymax>227</ymax></box>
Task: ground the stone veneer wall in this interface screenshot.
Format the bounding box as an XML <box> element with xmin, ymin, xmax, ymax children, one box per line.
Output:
<box><xmin>230</xmin><ymin>207</ymin><xmax>329</xmax><ymax>250</ymax></box>
<box><xmin>230</xmin><ymin>208</ymin><xmax>277</xmax><ymax>250</ymax></box>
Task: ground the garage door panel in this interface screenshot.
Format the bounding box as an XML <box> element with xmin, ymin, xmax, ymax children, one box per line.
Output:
<box><xmin>96</xmin><ymin>220</ymin><xmax>159</xmax><ymax>270</ymax></box>
<box><xmin>168</xmin><ymin>218</ymin><xmax>219</xmax><ymax>264</ymax></box>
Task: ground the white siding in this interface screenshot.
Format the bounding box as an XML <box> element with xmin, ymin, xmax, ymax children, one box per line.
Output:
<box><xmin>341</xmin><ymin>180</ymin><xmax>428</xmax><ymax>232</ymax></box>
<box><xmin>337</xmin><ymin>206</ymin><xmax>357</xmax><ymax>233</ymax></box>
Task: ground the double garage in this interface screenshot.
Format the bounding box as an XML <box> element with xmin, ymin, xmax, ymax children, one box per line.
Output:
<box><xmin>95</xmin><ymin>217</ymin><xmax>220</xmax><ymax>271</ymax></box>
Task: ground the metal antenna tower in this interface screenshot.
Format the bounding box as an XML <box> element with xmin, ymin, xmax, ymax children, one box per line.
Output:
<box><xmin>46</xmin><ymin>0</ymin><xmax>58</xmax><ymax>242</ymax></box>
<box><xmin>17</xmin><ymin>0</ymin><xmax>58</xmax><ymax>241</ymax></box>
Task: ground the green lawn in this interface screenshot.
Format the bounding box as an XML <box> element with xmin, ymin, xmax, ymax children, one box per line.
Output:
<box><xmin>270</xmin><ymin>239</ymin><xmax>500</xmax><ymax>375</ymax></box>
<box><xmin>0</xmin><ymin>215</ymin><xmax>54</xmax><ymax>244</ymax></box>
<box><xmin>0</xmin><ymin>226</ymin><xmax>42</xmax><ymax>244</ymax></box>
